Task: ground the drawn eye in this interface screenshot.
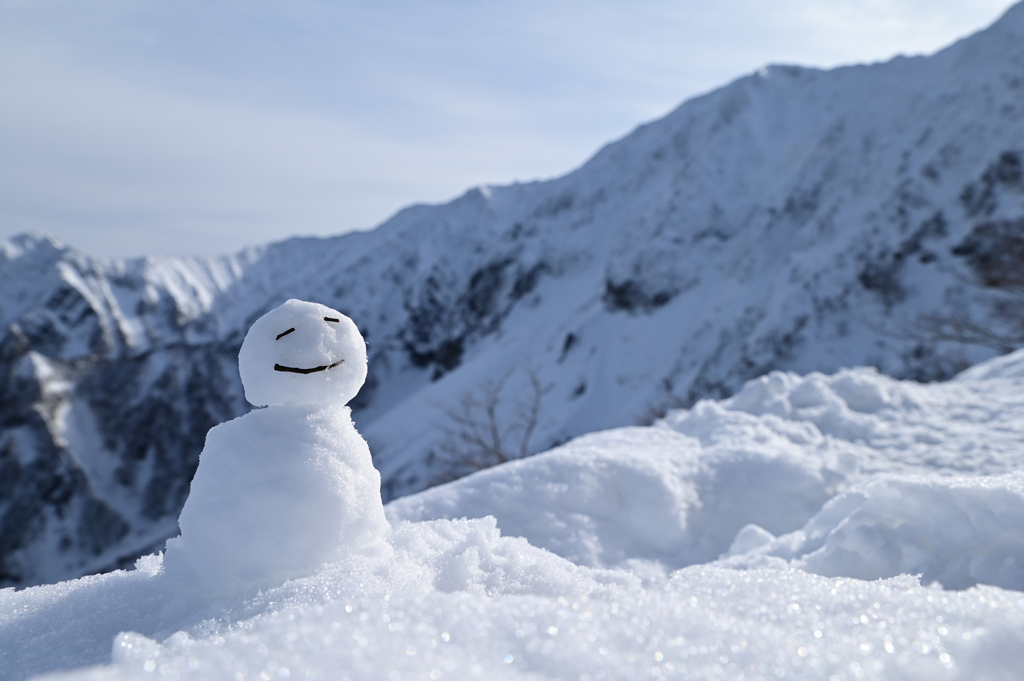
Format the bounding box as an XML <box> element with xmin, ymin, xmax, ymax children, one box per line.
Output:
<box><xmin>324</xmin><ymin>317</ymin><xmax>340</xmax><ymax>323</ymax></box>
<box><xmin>276</xmin><ymin>328</ymin><xmax>295</xmax><ymax>340</ymax></box>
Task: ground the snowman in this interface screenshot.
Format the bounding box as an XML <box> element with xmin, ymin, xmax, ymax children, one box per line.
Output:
<box><xmin>163</xmin><ymin>299</ymin><xmax>389</xmax><ymax>592</ymax></box>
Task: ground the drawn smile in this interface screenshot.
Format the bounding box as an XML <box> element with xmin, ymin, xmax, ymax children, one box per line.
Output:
<box><xmin>273</xmin><ymin>359</ymin><xmax>345</xmax><ymax>374</ymax></box>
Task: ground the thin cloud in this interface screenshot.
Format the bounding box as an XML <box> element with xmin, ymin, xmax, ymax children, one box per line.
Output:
<box><xmin>0</xmin><ymin>0</ymin><xmax>1015</xmax><ymax>257</ymax></box>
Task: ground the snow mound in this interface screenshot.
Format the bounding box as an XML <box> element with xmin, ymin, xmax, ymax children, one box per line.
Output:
<box><xmin>727</xmin><ymin>472</ymin><xmax>1024</xmax><ymax>591</ymax></box>
<box><xmin>388</xmin><ymin>351</ymin><xmax>1024</xmax><ymax>582</ymax></box>
<box><xmin>954</xmin><ymin>348</ymin><xmax>1024</xmax><ymax>381</ymax></box>
<box><xmin>386</xmin><ymin>425</ymin><xmax>836</xmax><ymax>570</ymax></box>
<box><xmin>15</xmin><ymin>533</ymin><xmax>1024</xmax><ymax>681</ymax></box>
<box><xmin>8</xmin><ymin>349</ymin><xmax>1024</xmax><ymax>679</ymax></box>
<box><xmin>665</xmin><ymin>362</ymin><xmax>1024</xmax><ymax>477</ymax></box>
<box><xmin>1</xmin><ymin>518</ymin><xmax>627</xmax><ymax>681</ymax></box>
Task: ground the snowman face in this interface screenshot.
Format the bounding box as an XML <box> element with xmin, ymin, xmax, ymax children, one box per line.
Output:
<box><xmin>238</xmin><ymin>299</ymin><xmax>368</xmax><ymax>407</ymax></box>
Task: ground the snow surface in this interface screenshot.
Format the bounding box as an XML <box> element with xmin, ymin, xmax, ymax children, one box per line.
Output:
<box><xmin>5</xmin><ymin>350</ymin><xmax>1024</xmax><ymax>679</ymax></box>
<box><xmin>388</xmin><ymin>359</ymin><xmax>1024</xmax><ymax>581</ymax></box>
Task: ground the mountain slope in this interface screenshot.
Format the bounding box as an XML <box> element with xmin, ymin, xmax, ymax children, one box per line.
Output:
<box><xmin>2</xmin><ymin>2</ymin><xmax>1024</xmax><ymax>586</ymax></box>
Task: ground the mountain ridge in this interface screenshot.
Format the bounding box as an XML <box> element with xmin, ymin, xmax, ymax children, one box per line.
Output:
<box><xmin>2</xmin><ymin>2</ymin><xmax>1024</xmax><ymax>586</ymax></box>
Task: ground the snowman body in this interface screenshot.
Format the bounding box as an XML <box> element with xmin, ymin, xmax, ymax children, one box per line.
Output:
<box><xmin>164</xmin><ymin>299</ymin><xmax>388</xmax><ymax>592</ymax></box>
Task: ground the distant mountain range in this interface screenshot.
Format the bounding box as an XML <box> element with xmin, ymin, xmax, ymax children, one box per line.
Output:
<box><xmin>2</xmin><ymin>2</ymin><xmax>1023</xmax><ymax>587</ymax></box>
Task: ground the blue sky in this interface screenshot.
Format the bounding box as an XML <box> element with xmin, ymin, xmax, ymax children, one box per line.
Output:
<box><xmin>0</xmin><ymin>0</ymin><xmax>1016</xmax><ymax>257</ymax></box>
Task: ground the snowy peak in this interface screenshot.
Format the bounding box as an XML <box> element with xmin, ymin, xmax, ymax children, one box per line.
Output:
<box><xmin>4</xmin><ymin>7</ymin><xmax>1024</xmax><ymax>586</ymax></box>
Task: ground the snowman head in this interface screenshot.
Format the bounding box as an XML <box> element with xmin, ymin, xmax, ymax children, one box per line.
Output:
<box><xmin>238</xmin><ymin>299</ymin><xmax>368</xmax><ymax>408</ymax></box>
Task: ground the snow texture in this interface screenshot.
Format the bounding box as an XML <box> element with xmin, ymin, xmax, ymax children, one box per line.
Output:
<box><xmin>387</xmin><ymin>426</ymin><xmax>835</xmax><ymax>571</ymax></box>
<box><xmin>6</xmin><ymin>348</ymin><xmax>1024</xmax><ymax>679</ymax></box>
<box><xmin>388</xmin><ymin>355</ymin><xmax>1024</xmax><ymax>587</ymax></box>
<box><xmin>726</xmin><ymin>472</ymin><xmax>1024</xmax><ymax>591</ymax></box>
<box><xmin>162</xmin><ymin>301</ymin><xmax>388</xmax><ymax>594</ymax></box>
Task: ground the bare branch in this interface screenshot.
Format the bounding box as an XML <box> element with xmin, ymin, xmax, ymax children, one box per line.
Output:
<box><xmin>516</xmin><ymin>364</ymin><xmax>542</xmax><ymax>460</ymax></box>
<box><xmin>432</xmin><ymin>364</ymin><xmax>544</xmax><ymax>479</ymax></box>
<box><xmin>865</xmin><ymin>234</ymin><xmax>1024</xmax><ymax>355</ymax></box>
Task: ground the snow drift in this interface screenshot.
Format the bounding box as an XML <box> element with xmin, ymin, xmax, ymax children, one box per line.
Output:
<box><xmin>389</xmin><ymin>348</ymin><xmax>1024</xmax><ymax>593</ymax></box>
<box><xmin>6</xmin><ymin>346</ymin><xmax>1024</xmax><ymax>680</ymax></box>
<box><xmin>731</xmin><ymin>472</ymin><xmax>1024</xmax><ymax>591</ymax></box>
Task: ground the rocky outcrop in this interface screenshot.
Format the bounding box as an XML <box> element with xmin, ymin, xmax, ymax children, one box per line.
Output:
<box><xmin>3</xmin><ymin>2</ymin><xmax>1024</xmax><ymax>586</ymax></box>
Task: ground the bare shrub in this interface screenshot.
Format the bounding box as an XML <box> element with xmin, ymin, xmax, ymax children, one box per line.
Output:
<box><xmin>433</xmin><ymin>365</ymin><xmax>542</xmax><ymax>477</ymax></box>
<box><xmin>906</xmin><ymin>217</ymin><xmax>1024</xmax><ymax>354</ymax></box>
<box><xmin>912</xmin><ymin>306</ymin><xmax>1024</xmax><ymax>355</ymax></box>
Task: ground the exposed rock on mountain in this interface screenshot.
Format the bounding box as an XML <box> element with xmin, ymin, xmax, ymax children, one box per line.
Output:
<box><xmin>2</xmin><ymin>2</ymin><xmax>1024</xmax><ymax>586</ymax></box>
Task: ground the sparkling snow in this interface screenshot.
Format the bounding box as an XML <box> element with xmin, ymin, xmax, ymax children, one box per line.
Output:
<box><xmin>5</xmin><ymin>348</ymin><xmax>1024</xmax><ymax>679</ymax></box>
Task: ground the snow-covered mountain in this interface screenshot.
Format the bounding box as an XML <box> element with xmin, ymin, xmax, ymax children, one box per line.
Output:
<box><xmin>3</xmin><ymin>2</ymin><xmax>1024</xmax><ymax>588</ymax></box>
